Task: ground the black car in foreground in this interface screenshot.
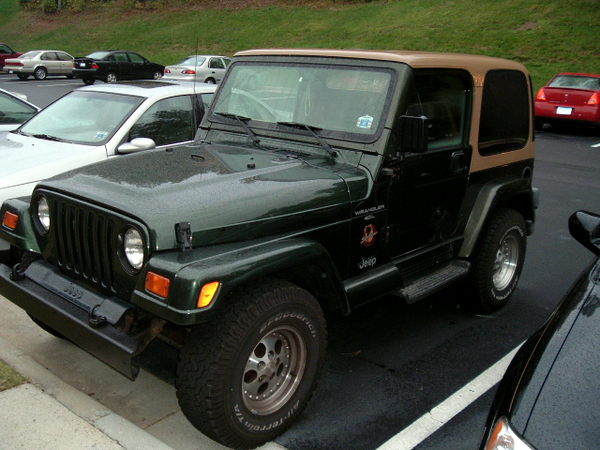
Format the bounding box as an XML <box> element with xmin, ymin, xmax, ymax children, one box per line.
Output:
<box><xmin>72</xmin><ymin>50</ymin><xmax>164</xmax><ymax>85</ymax></box>
<box><xmin>481</xmin><ymin>210</ymin><xmax>600</xmax><ymax>450</ymax></box>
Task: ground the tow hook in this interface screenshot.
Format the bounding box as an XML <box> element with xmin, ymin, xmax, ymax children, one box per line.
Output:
<box><xmin>88</xmin><ymin>305</ymin><xmax>107</xmax><ymax>328</ymax></box>
<box><xmin>10</xmin><ymin>251</ymin><xmax>39</xmax><ymax>281</ymax></box>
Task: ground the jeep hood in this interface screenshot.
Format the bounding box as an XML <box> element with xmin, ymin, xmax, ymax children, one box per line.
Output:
<box><xmin>0</xmin><ymin>132</ymin><xmax>107</xmax><ymax>199</ymax></box>
<box><xmin>40</xmin><ymin>143</ymin><xmax>368</xmax><ymax>250</ymax></box>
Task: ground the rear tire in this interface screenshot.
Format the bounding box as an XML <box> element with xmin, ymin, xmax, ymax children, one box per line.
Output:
<box><xmin>468</xmin><ymin>208</ymin><xmax>527</xmax><ymax>313</ymax></box>
<box><xmin>34</xmin><ymin>67</ymin><xmax>47</xmax><ymax>80</ymax></box>
<box><xmin>176</xmin><ymin>279</ymin><xmax>326</xmax><ymax>449</ymax></box>
<box><xmin>105</xmin><ymin>72</ymin><xmax>117</xmax><ymax>83</ymax></box>
<box><xmin>204</xmin><ymin>77</ymin><xmax>216</xmax><ymax>84</ymax></box>
<box><xmin>17</xmin><ymin>74</ymin><xmax>29</xmax><ymax>80</ymax></box>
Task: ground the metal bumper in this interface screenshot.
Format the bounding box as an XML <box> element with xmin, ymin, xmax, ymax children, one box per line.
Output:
<box><xmin>0</xmin><ymin>261</ymin><xmax>141</xmax><ymax>380</ymax></box>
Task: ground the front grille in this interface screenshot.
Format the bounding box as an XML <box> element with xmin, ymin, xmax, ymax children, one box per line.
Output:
<box><xmin>52</xmin><ymin>199</ymin><xmax>116</xmax><ymax>293</ymax></box>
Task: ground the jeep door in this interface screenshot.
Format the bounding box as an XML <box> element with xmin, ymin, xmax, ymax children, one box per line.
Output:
<box><xmin>385</xmin><ymin>69</ymin><xmax>473</xmax><ymax>257</ymax></box>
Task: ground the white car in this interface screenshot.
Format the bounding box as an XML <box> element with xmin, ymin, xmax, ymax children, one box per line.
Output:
<box><xmin>5</xmin><ymin>50</ymin><xmax>75</xmax><ymax>80</ymax></box>
<box><xmin>0</xmin><ymin>80</ymin><xmax>216</xmax><ymax>205</ymax></box>
<box><xmin>163</xmin><ymin>55</ymin><xmax>231</xmax><ymax>84</ymax></box>
<box><xmin>0</xmin><ymin>88</ymin><xmax>39</xmax><ymax>135</ymax></box>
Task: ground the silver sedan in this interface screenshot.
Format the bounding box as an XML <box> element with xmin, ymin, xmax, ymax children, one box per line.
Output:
<box><xmin>5</xmin><ymin>50</ymin><xmax>74</xmax><ymax>80</ymax></box>
<box><xmin>163</xmin><ymin>55</ymin><xmax>231</xmax><ymax>84</ymax></box>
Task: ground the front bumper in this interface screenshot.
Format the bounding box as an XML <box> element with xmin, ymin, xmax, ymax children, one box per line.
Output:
<box><xmin>0</xmin><ymin>260</ymin><xmax>143</xmax><ymax>379</ymax></box>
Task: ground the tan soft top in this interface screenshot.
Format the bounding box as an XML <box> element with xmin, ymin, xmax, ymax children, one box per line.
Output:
<box><xmin>234</xmin><ymin>49</ymin><xmax>529</xmax><ymax>85</ymax></box>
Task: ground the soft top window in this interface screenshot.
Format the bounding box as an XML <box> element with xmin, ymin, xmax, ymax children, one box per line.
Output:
<box><xmin>478</xmin><ymin>69</ymin><xmax>530</xmax><ymax>156</ymax></box>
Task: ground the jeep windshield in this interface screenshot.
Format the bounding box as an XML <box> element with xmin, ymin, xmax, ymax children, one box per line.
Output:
<box><xmin>210</xmin><ymin>62</ymin><xmax>394</xmax><ymax>142</ymax></box>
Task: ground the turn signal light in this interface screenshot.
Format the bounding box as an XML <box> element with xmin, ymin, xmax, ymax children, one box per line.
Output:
<box><xmin>2</xmin><ymin>211</ymin><xmax>18</xmax><ymax>230</ymax></box>
<box><xmin>535</xmin><ymin>88</ymin><xmax>546</xmax><ymax>101</ymax></box>
<box><xmin>145</xmin><ymin>272</ymin><xmax>170</xmax><ymax>298</ymax></box>
<box><xmin>197</xmin><ymin>281</ymin><xmax>220</xmax><ymax>308</ymax></box>
<box><xmin>587</xmin><ymin>92</ymin><xmax>599</xmax><ymax>105</ymax></box>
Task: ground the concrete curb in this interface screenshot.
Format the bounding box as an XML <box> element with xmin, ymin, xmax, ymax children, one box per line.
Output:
<box><xmin>0</xmin><ymin>335</ymin><xmax>175</xmax><ymax>450</ymax></box>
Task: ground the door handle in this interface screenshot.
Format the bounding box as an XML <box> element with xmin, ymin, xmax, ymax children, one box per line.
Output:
<box><xmin>451</xmin><ymin>151</ymin><xmax>465</xmax><ymax>174</ymax></box>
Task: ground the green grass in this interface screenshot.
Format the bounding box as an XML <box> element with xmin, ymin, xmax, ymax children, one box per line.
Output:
<box><xmin>0</xmin><ymin>358</ymin><xmax>27</xmax><ymax>392</ymax></box>
<box><xmin>1</xmin><ymin>0</ymin><xmax>599</xmax><ymax>90</ymax></box>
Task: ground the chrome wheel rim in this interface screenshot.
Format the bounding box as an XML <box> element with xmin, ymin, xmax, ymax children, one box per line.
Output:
<box><xmin>493</xmin><ymin>232</ymin><xmax>520</xmax><ymax>291</ymax></box>
<box><xmin>242</xmin><ymin>325</ymin><xmax>307</xmax><ymax>416</ymax></box>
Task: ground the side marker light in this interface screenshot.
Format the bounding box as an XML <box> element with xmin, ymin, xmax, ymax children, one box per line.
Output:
<box><xmin>198</xmin><ymin>281</ymin><xmax>220</xmax><ymax>308</ymax></box>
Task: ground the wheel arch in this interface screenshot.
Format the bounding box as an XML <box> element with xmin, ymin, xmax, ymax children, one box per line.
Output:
<box><xmin>138</xmin><ymin>237</ymin><xmax>350</xmax><ymax>325</ymax></box>
<box><xmin>459</xmin><ymin>178</ymin><xmax>536</xmax><ymax>258</ymax></box>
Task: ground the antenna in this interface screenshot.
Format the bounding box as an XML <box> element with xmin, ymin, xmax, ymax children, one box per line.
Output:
<box><xmin>193</xmin><ymin>38</ymin><xmax>199</xmax><ymax>94</ymax></box>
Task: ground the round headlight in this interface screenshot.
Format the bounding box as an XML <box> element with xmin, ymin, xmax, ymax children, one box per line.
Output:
<box><xmin>123</xmin><ymin>227</ymin><xmax>144</xmax><ymax>270</ymax></box>
<box><xmin>37</xmin><ymin>195</ymin><xmax>50</xmax><ymax>232</ymax></box>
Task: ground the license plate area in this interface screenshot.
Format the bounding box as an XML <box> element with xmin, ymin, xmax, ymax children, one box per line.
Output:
<box><xmin>556</xmin><ymin>107</ymin><xmax>573</xmax><ymax>115</ymax></box>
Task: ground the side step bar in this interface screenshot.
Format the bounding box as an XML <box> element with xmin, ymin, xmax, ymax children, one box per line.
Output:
<box><xmin>394</xmin><ymin>260</ymin><xmax>471</xmax><ymax>304</ymax></box>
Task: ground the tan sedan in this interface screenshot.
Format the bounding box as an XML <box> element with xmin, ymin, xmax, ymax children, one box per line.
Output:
<box><xmin>5</xmin><ymin>50</ymin><xmax>74</xmax><ymax>80</ymax></box>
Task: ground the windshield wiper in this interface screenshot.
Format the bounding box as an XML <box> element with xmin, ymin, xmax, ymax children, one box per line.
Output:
<box><xmin>32</xmin><ymin>134</ymin><xmax>65</xmax><ymax>142</ymax></box>
<box><xmin>214</xmin><ymin>112</ymin><xmax>260</xmax><ymax>145</ymax></box>
<box><xmin>277</xmin><ymin>122</ymin><xmax>337</xmax><ymax>157</ymax></box>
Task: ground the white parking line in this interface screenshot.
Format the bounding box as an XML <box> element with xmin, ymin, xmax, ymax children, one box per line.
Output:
<box><xmin>592</xmin><ymin>143</ymin><xmax>600</xmax><ymax>148</ymax></box>
<box><xmin>376</xmin><ymin>344</ymin><xmax>523</xmax><ymax>450</ymax></box>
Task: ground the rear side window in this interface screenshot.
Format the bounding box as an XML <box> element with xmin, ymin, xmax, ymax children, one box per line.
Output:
<box><xmin>479</xmin><ymin>69</ymin><xmax>530</xmax><ymax>155</ymax></box>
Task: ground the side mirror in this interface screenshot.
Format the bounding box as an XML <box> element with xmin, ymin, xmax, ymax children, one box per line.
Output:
<box><xmin>117</xmin><ymin>137</ymin><xmax>156</xmax><ymax>154</ymax></box>
<box><xmin>398</xmin><ymin>115</ymin><xmax>428</xmax><ymax>153</ymax></box>
<box><xmin>569</xmin><ymin>211</ymin><xmax>600</xmax><ymax>256</ymax></box>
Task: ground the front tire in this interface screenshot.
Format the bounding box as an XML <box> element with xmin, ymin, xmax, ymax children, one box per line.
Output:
<box><xmin>34</xmin><ymin>67</ymin><xmax>47</xmax><ymax>80</ymax></box>
<box><xmin>17</xmin><ymin>74</ymin><xmax>29</xmax><ymax>80</ymax></box>
<box><xmin>176</xmin><ymin>279</ymin><xmax>326</xmax><ymax>449</ymax></box>
<box><xmin>82</xmin><ymin>78</ymin><xmax>95</xmax><ymax>85</ymax></box>
<box><xmin>468</xmin><ymin>208</ymin><xmax>527</xmax><ymax>313</ymax></box>
<box><xmin>204</xmin><ymin>77</ymin><xmax>216</xmax><ymax>84</ymax></box>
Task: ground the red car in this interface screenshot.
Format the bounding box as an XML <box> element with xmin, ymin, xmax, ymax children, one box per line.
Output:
<box><xmin>0</xmin><ymin>43</ymin><xmax>23</xmax><ymax>70</ymax></box>
<box><xmin>535</xmin><ymin>72</ymin><xmax>600</xmax><ymax>130</ymax></box>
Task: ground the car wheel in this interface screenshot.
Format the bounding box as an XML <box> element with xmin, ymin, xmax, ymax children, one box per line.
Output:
<box><xmin>17</xmin><ymin>74</ymin><xmax>29</xmax><ymax>80</ymax></box>
<box><xmin>153</xmin><ymin>70</ymin><xmax>163</xmax><ymax>80</ymax></box>
<box><xmin>28</xmin><ymin>314</ymin><xmax>67</xmax><ymax>340</ymax></box>
<box><xmin>468</xmin><ymin>208</ymin><xmax>527</xmax><ymax>313</ymax></box>
<box><xmin>105</xmin><ymin>72</ymin><xmax>118</xmax><ymax>83</ymax></box>
<box><xmin>34</xmin><ymin>67</ymin><xmax>47</xmax><ymax>80</ymax></box>
<box><xmin>534</xmin><ymin>118</ymin><xmax>544</xmax><ymax>131</ymax></box>
<box><xmin>82</xmin><ymin>78</ymin><xmax>95</xmax><ymax>85</ymax></box>
<box><xmin>176</xmin><ymin>279</ymin><xmax>326</xmax><ymax>449</ymax></box>
<box><xmin>204</xmin><ymin>77</ymin><xmax>216</xmax><ymax>84</ymax></box>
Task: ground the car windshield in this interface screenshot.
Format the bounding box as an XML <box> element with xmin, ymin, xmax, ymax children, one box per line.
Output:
<box><xmin>87</xmin><ymin>51</ymin><xmax>111</xmax><ymax>60</ymax></box>
<box><xmin>19</xmin><ymin>51</ymin><xmax>42</xmax><ymax>59</ymax></box>
<box><xmin>211</xmin><ymin>62</ymin><xmax>394</xmax><ymax>141</ymax></box>
<box><xmin>548</xmin><ymin>75</ymin><xmax>600</xmax><ymax>90</ymax></box>
<box><xmin>178</xmin><ymin>56</ymin><xmax>206</xmax><ymax>66</ymax></box>
<box><xmin>19</xmin><ymin>90</ymin><xmax>143</xmax><ymax>145</ymax></box>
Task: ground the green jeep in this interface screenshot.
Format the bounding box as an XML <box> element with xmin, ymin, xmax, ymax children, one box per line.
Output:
<box><xmin>0</xmin><ymin>49</ymin><xmax>538</xmax><ymax>449</ymax></box>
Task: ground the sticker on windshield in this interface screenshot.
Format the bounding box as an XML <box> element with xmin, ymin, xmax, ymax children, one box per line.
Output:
<box><xmin>95</xmin><ymin>131</ymin><xmax>108</xmax><ymax>140</ymax></box>
<box><xmin>356</xmin><ymin>115</ymin><xmax>373</xmax><ymax>129</ymax></box>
